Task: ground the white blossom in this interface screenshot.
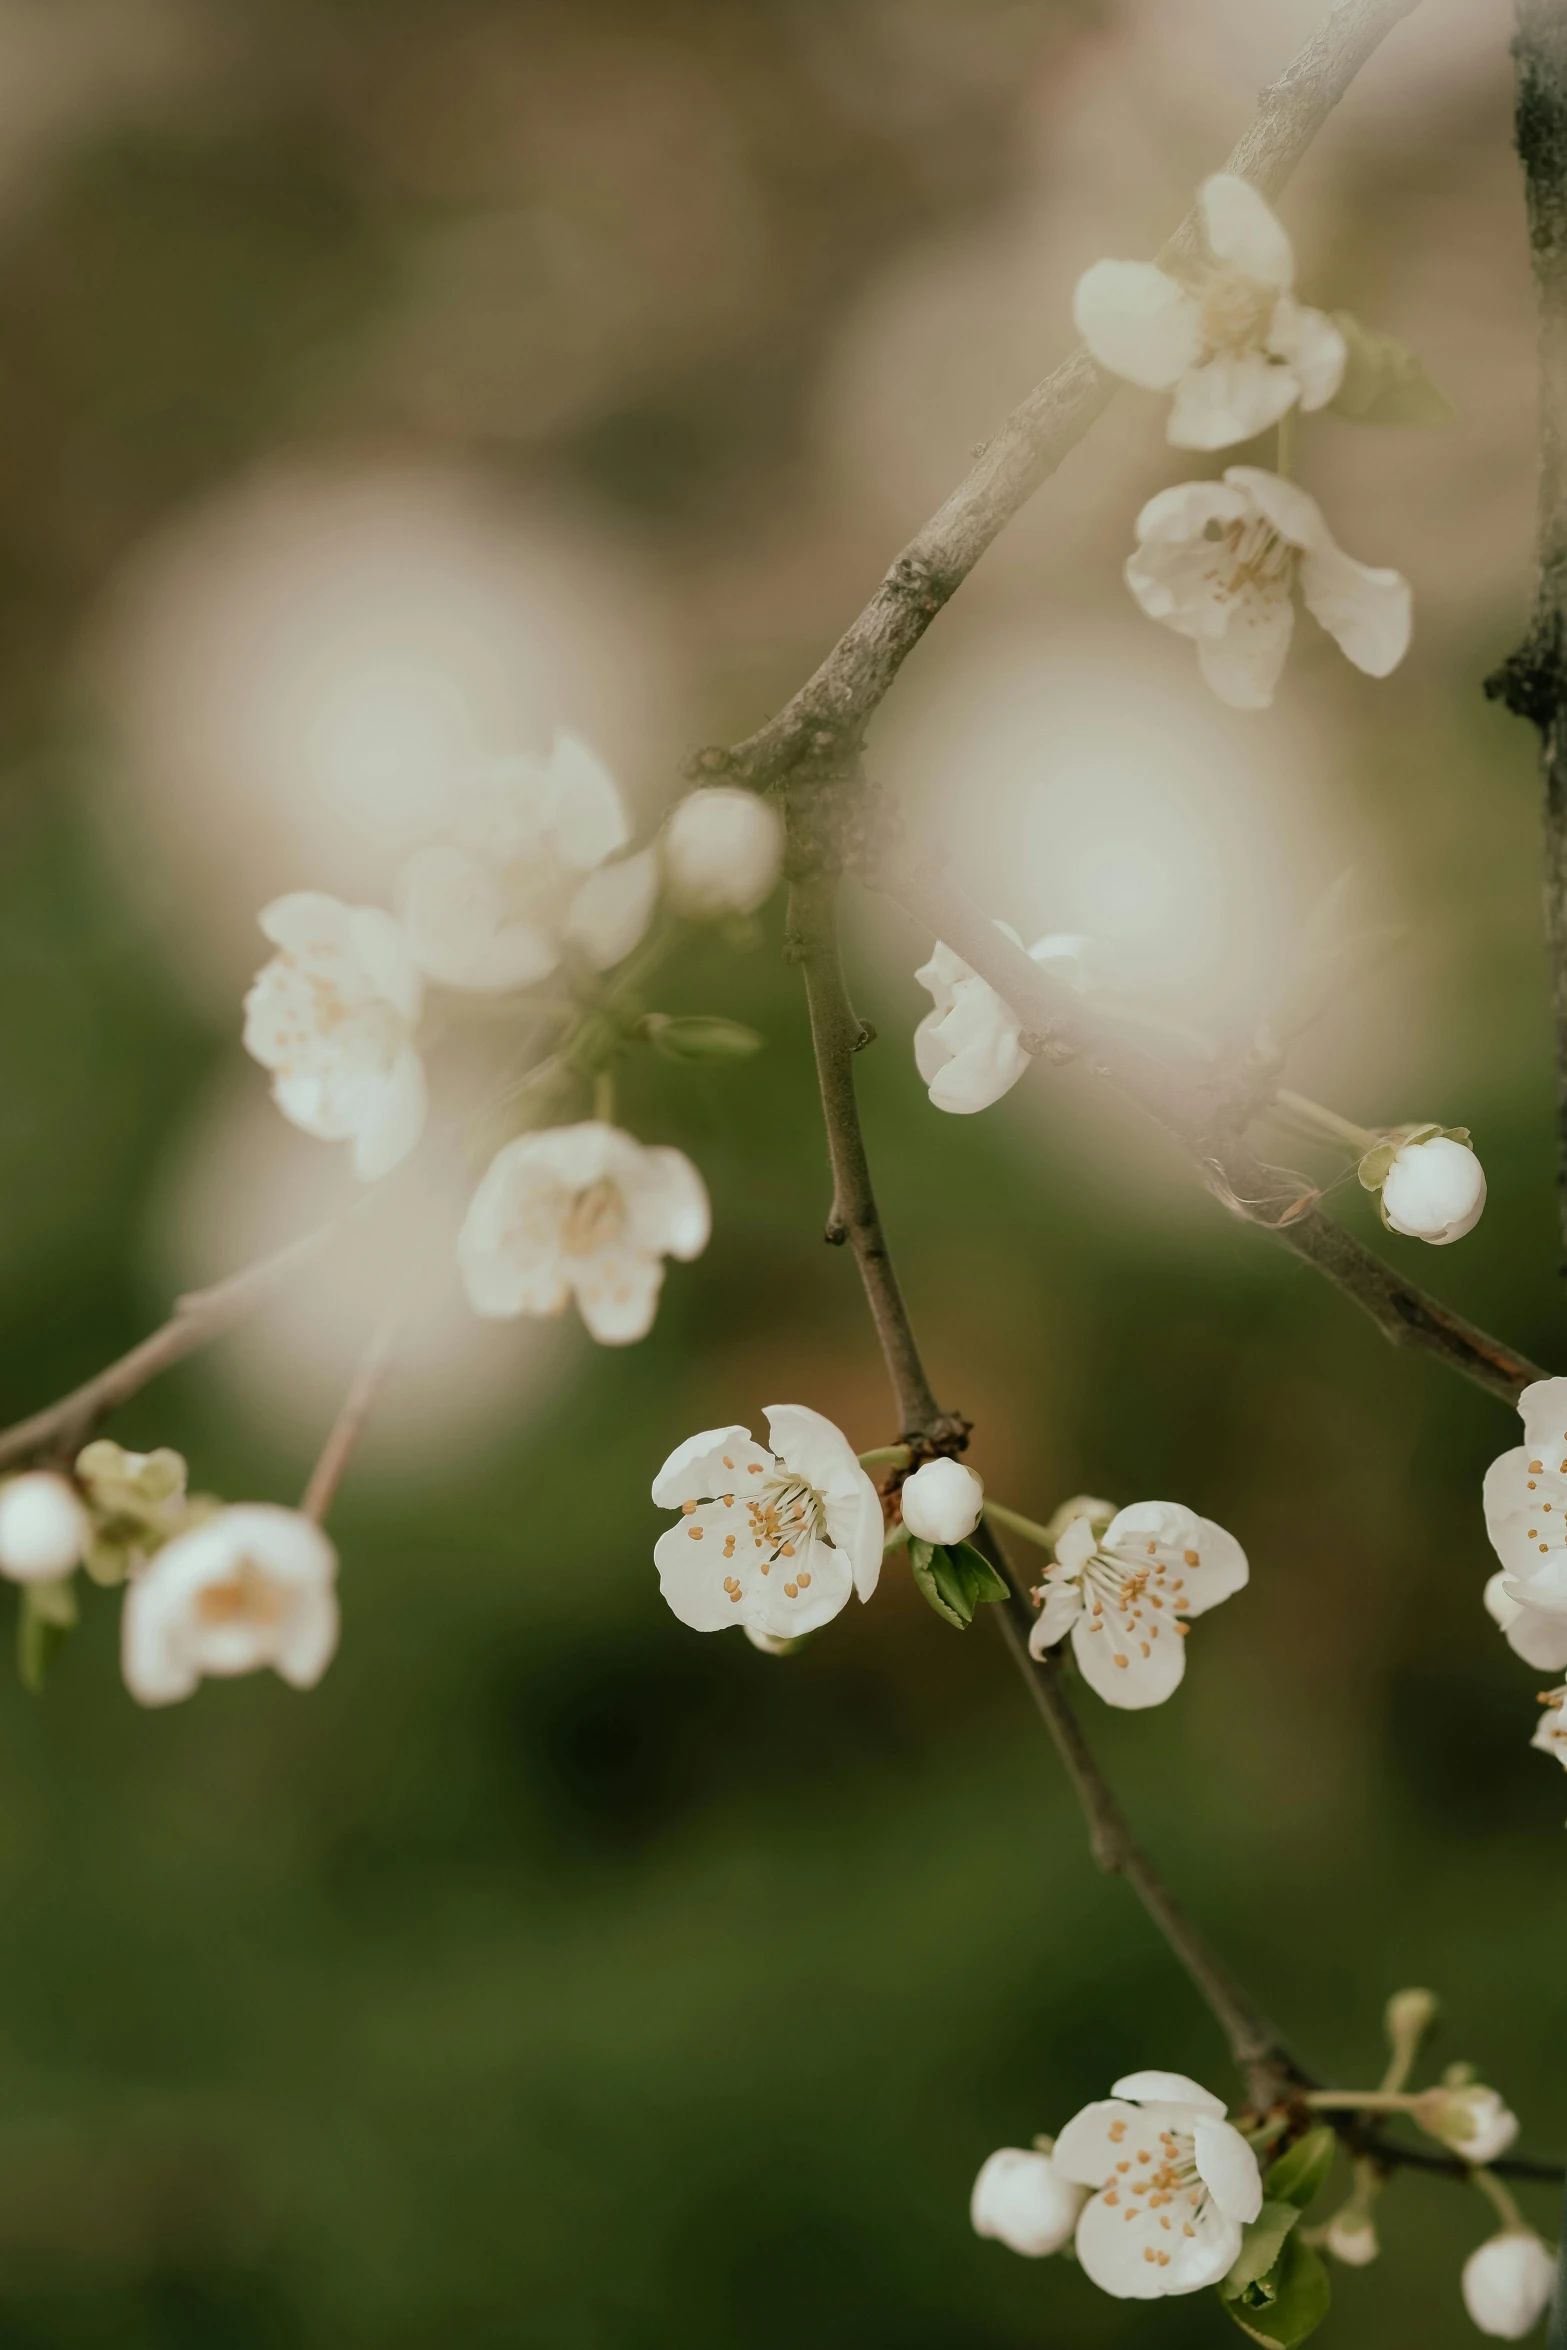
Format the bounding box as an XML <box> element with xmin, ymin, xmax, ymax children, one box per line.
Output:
<box><xmin>1325</xmin><ymin>2207</ymin><xmax>1380</xmax><ymax>2267</ymax></box>
<box><xmin>1074</xmin><ymin>174</ymin><xmax>1346</xmax><ymax>451</ymax></box>
<box><xmin>914</xmin><ymin>928</ymin><xmax>1090</xmax><ymax>1115</ymax></box>
<box><xmin>1462</xmin><ymin>2231</ymin><xmax>1556</xmax><ymax>2340</ymax></box>
<box><xmin>1532</xmin><ymin>1686</ymin><xmax>1567</xmax><ymax>1773</ymax></box>
<box><xmin>1052</xmin><ymin>2070</ymin><xmax>1263</xmax><ymax>2299</ymax></box>
<box><xmin>1379</xmin><ymin>1133</ymin><xmax>1486</xmax><ymax>1244</ymax></box>
<box><xmin>663</xmin><ymin>786</ymin><xmax>783</xmax><ymax>919</ymax></box>
<box><xmin>1028</xmin><ymin>1501</ymin><xmax>1247</xmax><ymax>1708</ymax></box>
<box><xmin>651</xmin><ymin>1404</ymin><xmax>883</xmax><ymax>1640</ymax></box>
<box><xmin>900</xmin><ymin>1458</ymin><xmax>984</xmax><ymax>1546</ymax></box>
<box><xmin>458</xmin><ymin>1121</ymin><xmax>709</xmax><ymax>1345</ymax></box>
<box><xmin>970</xmin><ymin>2146</ymin><xmax>1087</xmax><ymax>2257</ymax></box>
<box><xmin>0</xmin><ymin>1473</ymin><xmax>88</xmax><ymax>1583</ymax></box>
<box><xmin>1125</xmin><ymin>467</ymin><xmax>1411</xmax><ymax>710</ymax></box>
<box><xmin>121</xmin><ymin>1503</ymin><xmax>338</xmax><ymax>1707</ymax></box>
<box><xmin>243</xmin><ymin>893</ymin><xmax>426</xmax><ymax>1181</ymax></box>
<box><xmin>1416</xmin><ymin>2085</ymin><xmax>1520</xmax><ymax>2166</ymax></box>
<box><xmin>400</xmin><ymin>733</ymin><xmax>657</xmax><ymax>993</ymax></box>
<box><xmin>1482</xmin><ymin>1378</ymin><xmax>1567</xmax><ymax>1670</ymax></box>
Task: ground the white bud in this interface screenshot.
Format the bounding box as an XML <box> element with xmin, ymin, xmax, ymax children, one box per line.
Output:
<box><xmin>899</xmin><ymin>1459</ymin><xmax>984</xmax><ymax>1546</ymax></box>
<box><xmin>970</xmin><ymin>2147</ymin><xmax>1086</xmax><ymax>2257</ymax></box>
<box><xmin>1379</xmin><ymin>1133</ymin><xmax>1486</xmax><ymax>1245</ymax></box>
<box><xmin>744</xmin><ymin>1623</ymin><xmax>798</xmax><ymax>1657</ymax></box>
<box><xmin>0</xmin><ymin>1473</ymin><xmax>88</xmax><ymax>1583</ymax></box>
<box><xmin>1462</xmin><ymin>2231</ymin><xmax>1556</xmax><ymax>2339</ymax></box>
<box><xmin>1416</xmin><ymin>2084</ymin><xmax>1519</xmax><ymax>2164</ymax></box>
<box><xmin>1325</xmin><ymin>2207</ymin><xmax>1380</xmax><ymax>2267</ymax></box>
<box><xmin>663</xmin><ymin>787</ymin><xmax>783</xmax><ymax>919</ymax></box>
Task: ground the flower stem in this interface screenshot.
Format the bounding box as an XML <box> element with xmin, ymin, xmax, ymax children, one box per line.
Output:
<box><xmin>982</xmin><ymin>1499</ymin><xmax>1058</xmax><ymax>1550</ymax></box>
<box><xmin>1473</xmin><ymin>2166</ymin><xmax>1527</xmax><ymax>2235</ymax></box>
<box><xmin>593</xmin><ymin>1069</ymin><xmax>616</xmax><ymax>1124</ymax></box>
<box><xmin>858</xmin><ymin>1444</ymin><xmax>912</xmax><ymax>1470</ymax></box>
<box><xmin>1276</xmin><ymin>407</ymin><xmax>1294</xmax><ymax>480</ymax></box>
<box><xmin>1271</xmin><ymin>1088</ymin><xmax>1378</xmax><ymax>1155</ymax></box>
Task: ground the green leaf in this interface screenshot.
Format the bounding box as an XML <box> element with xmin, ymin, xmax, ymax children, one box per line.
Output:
<box><xmin>946</xmin><ymin>1541</ymin><xmax>1009</xmax><ymax>1603</ymax></box>
<box><xmin>908</xmin><ymin>1538</ymin><xmax>971</xmax><ymax>1628</ymax></box>
<box><xmin>644</xmin><ymin>1015</ymin><xmax>765</xmax><ymax>1065</ymax></box>
<box><xmin>1265</xmin><ymin>2128</ymin><xmax>1337</xmax><ymax>2211</ymax></box>
<box><xmin>1220</xmin><ymin>2231</ymin><xmax>1332</xmax><ymax>2348</ymax></box>
<box><xmin>1328</xmin><ymin>312</ymin><xmax>1454</xmax><ymax>425</ymax></box>
<box><xmin>1222</xmin><ymin>2203</ymin><xmax>1302</xmax><ymax>2297</ymax></box>
<box><xmin>17</xmin><ymin>1575</ymin><xmax>79</xmax><ymax>1695</ymax></box>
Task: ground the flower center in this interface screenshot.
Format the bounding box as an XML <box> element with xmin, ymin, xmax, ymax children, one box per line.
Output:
<box><xmin>195</xmin><ymin>1557</ymin><xmax>287</xmax><ymax>1628</ymax></box>
<box><xmin>1098</xmin><ymin>2124</ymin><xmax>1209</xmax><ymax>2258</ymax></box>
<box><xmin>1072</xmin><ymin>1536</ymin><xmax>1196</xmax><ymax>1670</ymax></box>
<box><xmin>559</xmin><ymin>1178</ymin><xmax>626</xmax><ymax>1257</ymax></box>
<box><xmin>1199</xmin><ymin>510</ymin><xmax>1293</xmax><ymax>602</ymax></box>
<box><xmin>745</xmin><ymin>1474</ymin><xmax>828</xmax><ymax>1566</ymax></box>
<box><xmin>1194</xmin><ymin>267</ymin><xmax>1278</xmax><ymax>359</ymax></box>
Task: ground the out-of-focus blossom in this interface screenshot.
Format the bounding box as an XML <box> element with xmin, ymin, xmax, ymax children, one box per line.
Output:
<box><xmin>1052</xmin><ymin>2071</ymin><xmax>1263</xmax><ymax>2299</ymax></box>
<box><xmin>1415</xmin><ymin>2084</ymin><xmax>1519</xmax><ymax>2166</ymax></box>
<box><xmin>401</xmin><ymin>733</ymin><xmax>656</xmax><ymax>992</ymax></box>
<box><xmin>1462</xmin><ymin>2231</ymin><xmax>1556</xmax><ymax>2339</ymax></box>
<box><xmin>1483</xmin><ymin>1378</ymin><xmax>1567</xmax><ymax>1667</ymax></box>
<box><xmin>663</xmin><ymin>786</ymin><xmax>783</xmax><ymax>919</ymax></box>
<box><xmin>244</xmin><ymin>893</ymin><xmax>426</xmax><ymax>1181</ymax></box>
<box><xmin>121</xmin><ymin>1504</ymin><xmax>339</xmax><ymax>1707</ymax></box>
<box><xmin>1125</xmin><ymin>468</ymin><xmax>1411</xmax><ymax>709</ymax></box>
<box><xmin>1028</xmin><ymin>1500</ymin><xmax>1247</xmax><ymax>1708</ymax></box>
<box><xmin>970</xmin><ymin>2145</ymin><xmax>1087</xmax><ymax>2257</ymax></box>
<box><xmin>1075</xmin><ymin>173</ymin><xmax>1345</xmax><ymax>450</ymax></box>
<box><xmin>651</xmin><ymin>1405</ymin><xmax>882</xmax><ymax>1639</ymax></box>
<box><xmin>914</xmin><ymin>928</ymin><xmax>1090</xmax><ymax>1114</ymax></box>
<box><xmin>900</xmin><ymin>1458</ymin><xmax>984</xmax><ymax>1545</ymax></box>
<box><xmin>458</xmin><ymin>1122</ymin><xmax>709</xmax><ymax>1345</ymax></box>
<box><xmin>0</xmin><ymin>1473</ymin><xmax>88</xmax><ymax>1583</ymax></box>
<box><xmin>1532</xmin><ymin>1686</ymin><xmax>1567</xmax><ymax>1773</ymax></box>
<box><xmin>1325</xmin><ymin>2206</ymin><xmax>1380</xmax><ymax>2267</ymax></box>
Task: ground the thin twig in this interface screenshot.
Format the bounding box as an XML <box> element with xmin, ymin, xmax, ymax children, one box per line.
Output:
<box><xmin>706</xmin><ymin>0</ymin><xmax>1423</xmax><ymax>796</ymax></box>
<box><xmin>883</xmin><ymin>862</ymin><xmax>1547</xmax><ymax>1407</ymax></box>
<box><xmin>0</xmin><ymin>1222</ymin><xmax>340</xmax><ymax>1474</ymax></box>
<box><xmin>300</xmin><ymin>1302</ymin><xmax>405</xmax><ymax>1525</ymax></box>
<box><xmin>1487</xmin><ymin>3</ymin><xmax>1567</xmax><ymax>1284</ymax></box>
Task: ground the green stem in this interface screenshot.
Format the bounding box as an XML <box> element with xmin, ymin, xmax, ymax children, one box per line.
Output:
<box><xmin>858</xmin><ymin>1445</ymin><xmax>912</xmax><ymax>1470</ymax></box>
<box><xmin>982</xmin><ymin>1500</ymin><xmax>1058</xmax><ymax>1551</ymax></box>
<box><xmin>593</xmin><ymin>1069</ymin><xmax>616</xmax><ymax>1124</ymax></box>
<box><xmin>1271</xmin><ymin>1088</ymin><xmax>1378</xmax><ymax>1155</ymax></box>
<box><xmin>1304</xmin><ymin>2090</ymin><xmax>1420</xmax><ymax>2116</ymax></box>
<box><xmin>1473</xmin><ymin>2166</ymin><xmax>1527</xmax><ymax>2235</ymax></box>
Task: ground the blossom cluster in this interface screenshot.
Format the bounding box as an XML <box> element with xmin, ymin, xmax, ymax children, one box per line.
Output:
<box><xmin>1481</xmin><ymin>1374</ymin><xmax>1567</xmax><ymax>1792</ymax></box>
<box><xmin>243</xmin><ymin>748</ymin><xmax>783</xmax><ymax>1348</ymax></box>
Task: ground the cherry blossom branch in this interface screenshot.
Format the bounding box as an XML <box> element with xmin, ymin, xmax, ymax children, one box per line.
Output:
<box><xmin>300</xmin><ymin>1303</ymin><xmax>405</xmax><ymax>1525</ymax></box>
<box><xmin>0</xmin><ymin>1221</ymin><xmax>341</xmax><ymax>1475</ymax></box>
<box><xmin>703</xmin><ymin>0</ymin><xmax>1422</xmax><ymax>799</ymax></box>
<box><xmin>1487</xmin><ymin>2</ymin><xmax>1567</xmax><ymax>1275</ymax></box>
<box><xmin>881</xmin><ymin>859</ymin><xmax>1547</xmax><ymax>1406</ymax></box>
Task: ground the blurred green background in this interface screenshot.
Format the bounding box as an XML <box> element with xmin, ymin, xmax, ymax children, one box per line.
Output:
<box><xmin>0</xmin><ymin>0</ymin><xmax>1557</xmax><ymax>2342</ymax></box>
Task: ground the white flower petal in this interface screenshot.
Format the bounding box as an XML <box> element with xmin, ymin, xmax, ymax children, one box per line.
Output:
<box><xmin>1071</xmin><ymin>1601</ymin><xmax>1185</xmax><ymax>1707</ymax></box>
<box><xmin>1200</xmin><ymin>173</ymin><xmax>1295</xmax><ymax>289</ymax></box>
<box><xmin>548</xmin><ymin>731</ymin><xmax>630</xmax><ymax>871</ymax></box>
<box><xmin>1267</xmin><ymin>298</ymin><xmax>1346</xmax><ymax>410</ymax></box>
<box><xmin>763</xmin><ymin>1404</ymin><xmax>864</xmax><ymax>1502</ymax></box>
<box><xmin>620</xmin><ymin>1144</ymin><xmax>711</xmax><ymax>1262</ymax></box>
<box><xmin>347</xmin><ymin>906</ymin><xmax>423</xmax><ymax>1025</ymax></box>
<box><xmin>1028</xmin><ymin>1577</ymin><xmax>1083</xmax><ymax>1658</ymax></box>
<box><xmin>349</xmin><ymin>1047</ymin><xmax>427</xmax><ymax>1183</ymax></box>
<box><xmin>923</xmin><ymin>975</ymin><xmax>1030</xmax><ymax>1113</ymax></box>
<box><xmin>566</xmin><ymin>848</ymin><xmax>659</xmax><ymax>972</ymax></box>
<box><xmin>900</xmin><ymin>1459</ymin><xmax>984</xmax><ymax>1546</ymax></box>
<box><xmin>1504</xmin><ymin>1600</ymin><xmax>1567</xmax><ymax>1671</ymax></box>
<box><xmin>970</xmin><ymin>2148</ymin><xmax>1086</xmax><ymax>2257</ymax></box>
<box><xmin>823</xmin><ymin>1472</ymin><xmax>887</xmax><ymax>1604</ymax></box>
<box><xmin>1073</xmin><ymin>260</ymin><xmax>1201</xmax><ymax>389</ymax></box>
<box><xmin>1074</xmin><ymin>2179</ymin><xmax>1238</xmax><ymax>2299</ymax></box>
<box><xmin>1053</xmin><ymin>2100</ymin><xmax>1164</xmax><ymax>2185</ymax></box>
<box><xmin>651</xmin><ymin>1425</ymin><xmax>766</xmax><ymax>1509</ymax></box>
<box><xmin>570</xmin><ymin>1244</ymin><xmax>664</xmax><ymax>1345</ymax></box>
<box><xmin>1518</xmin><ymin>1375</ymin><xmax>1567</xmax><ymax>1463</ymax></box>
<box><xmin>401</xmin><ymin>844</ymin><xmax>560</xmax><ymax>993</ymax></box>
<box><xmin>1193</xmin><ymin>2117</ymin><xmax>1263</xmax><ymax>2222</ymax></box>
<box><xmin>1109</xmin><ymin>2074</ymin><xmax>1228</xmax><ymax>2116</ymax></box>
<box><xmin>1196</xmin><ymin>588</ymin><xmax>1296</xmax><ymax>709</ymax></box>
<box><xmin>1380</xmin><ymin>1135</ymin><xmax>1486</xmax><ymax>1243</ymax></box>
<box><xmin>0</xmin><ymin>1474</ymin><xmax>88</xmax><ymax>1582</ymax></box>
<box><xmin>1167</xmin><ymin>352</ymin><xmax>1299</xmax><ymax>450</ymax></box>
<box><xmin>1299</xmin><ymin>541</ymin><xmax>1413</xmax><ymax>679</ymax></box>
<box><xmin>1462</xmin><ymin>2231</ymin><xmax>1557</xmax><ymax>2340</ymax></box>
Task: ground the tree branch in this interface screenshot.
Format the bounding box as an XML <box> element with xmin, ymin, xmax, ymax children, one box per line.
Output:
<box><xmin>882</xmin><ymin>860</ymin><xmax>1548</xmax><ymax>1407</ymax></box>
<box><xmin>708</xmin><ymin>0</ymin><xmax>1422</xmax><ymax>796</ymax></box>
<box><xmin>0</xmin><ymin>1222</ymin><xmax>339</xmax><ymax>1474</ymax></box>
<box><xmin>300</xmin><ymin>1302</ymin><xmax>404</xmax><ymax>1525</ymax></box>
<box><xmin>1487</xmin><ymin>3</ymin><xmax>1567</xmax><ymax>1279</ymax></box>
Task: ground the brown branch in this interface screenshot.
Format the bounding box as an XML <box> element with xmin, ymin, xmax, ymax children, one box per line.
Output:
<box><xmin>882</xmin><ymin>860</ymin><xmax>1548</xmax><ymax>1407</ymax></box>
<box><xmin>709</xmin><ymin>0</ymin><xmax>1423</xmax><ymax>796</ymax></box>
<box><xmin>0</xmin><ymin>1222</ymin><xmax>339</xmax><ymax>1474</ymax></box>
<box><xmin>1487</xmin><ymin>4</ymin><xmax>1567</xmax><ymax>1283</ymax></box>
<box><xmin>300</xmin><ymin>1303</ymin><xmax>404</xmax><ymax>1525</ymax></box>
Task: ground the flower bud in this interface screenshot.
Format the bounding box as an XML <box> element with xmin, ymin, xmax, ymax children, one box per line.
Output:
<box><xmin>0</xmin><ymin>1473</ymin><xmax>88</xmax><ymax>1583</ymax></box>
<box><xmin>900</xmin><ymin>1459</ymin><xmax>984</xmax><ymax>1546</ymax></box>
<box><xmin>1042</xmin><ymin>1494</ymin><xmax>1117</xmax><ymax>1549</ymax></box>
<box><xmin>1415</xmin><ymin>2083</ymin><xmax>1519</xmax><ymax>2164</ymax></box>
<box><xmin>1325</xmin><ymin>2207</ymin><xmax>1380</xmax><ymax>2267</ymax></box>
<box><xmin>970</xmin><ymin>2146</ymin><xmax>1086</xmax><ymax>2257</ymax></box>
<box><xmin>1376</xmin><ymin>1131</ymin><xmax>1486</xmax><ymax>1245</ymax></box>
<box><xmin>1462</xmin><ymin>2231</ymin><xmax>1556</xmax><ymax>2339</ymax></box>
<box><xmin>664</xmin><ymin>787</ymin><xmax>783</xmax><ymax>920</ymax></box>
<box><xmin>1385</xmin><ymin>1985</ymin><xmax>1439</xmax><ymax>2046</ymax></box>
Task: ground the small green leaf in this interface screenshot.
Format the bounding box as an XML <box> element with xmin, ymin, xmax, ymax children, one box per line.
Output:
<box><xmin>644</xmin><ymin>1015</ymin><xmax>765</xmax><ymax>1065</ymax></box>
<box><xmin>1220</xmin><ymin>2231</ymin><xmax>1332</xmax><ymax>2348</ymax></box>
<box><xmin>909</xmin><ymin>1539</ymin><xmax>972</xmax><ymax>1628</ymax></box>
<box><xmin>1265</xmin><ymin>2128</ymin><xmax>1336</xmax><ymax>2211</ymax></box>
<box><xmin>946</xmin><ymin>1541</ymin><xmax>1010</xmax><ymax>1604</ymax></box>
<box><xmin>1223</xmin><ymin>2203</ymin><xmax>1302</xmax><ymax>2297</ymax></box>
<box><xmin>1328</xmin><ymin>312</ymin><xmax>1454</xmax><ymax>425</ymax></box>
<box><xmin>18</xmin><ymin>1575</ymin><xmax>79</xmax><ymax>1695</ymax></box>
